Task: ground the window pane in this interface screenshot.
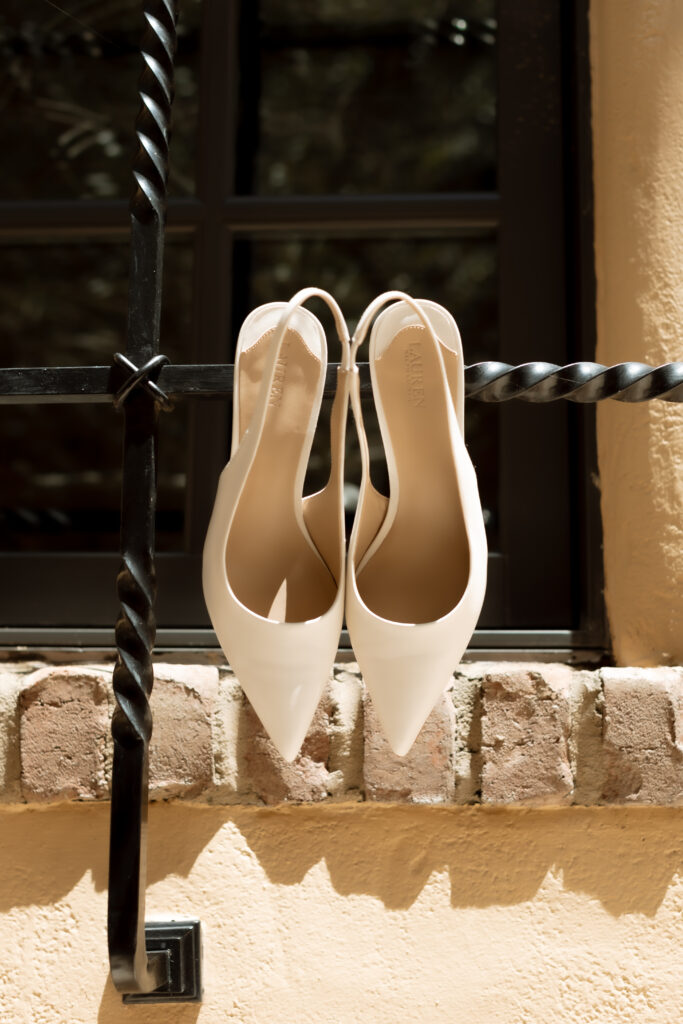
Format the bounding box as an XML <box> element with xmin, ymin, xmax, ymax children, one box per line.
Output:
<box><xmin>232</xmin><ymin>234</ymin><xmax>500</xmax><ymax>549</ymax></box>
<box><xmin>0</xmin><ymin>403</ymin><xmax>187</xmax><ymax>553</ymax></box>
<box><xmin>0</xmin><ymin>240</ymin><xmax>194</xmax><ymax>366</ymax></box>
<box><xmin>0</xmin><ymin>239</ymin><xmax>193</xmax><ymax>553</ymax></box>
<box><xmin>0</xmin><ymin>0</ymin><xmax>201</xmax><ymax>199</ymax></box>
<box><xmin>237</xmin><ymin>0</ymin><xmax>496</xmax><ymax>196</ymax></box>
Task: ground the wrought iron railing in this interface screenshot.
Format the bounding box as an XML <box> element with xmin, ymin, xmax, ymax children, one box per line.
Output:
<box><xmin>1</xmin><ymin>0</ymin><xmax>682</xmax><ymax>1005</ymax></box>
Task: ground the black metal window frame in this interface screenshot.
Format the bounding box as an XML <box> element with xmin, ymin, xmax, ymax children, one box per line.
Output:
<box><xmin>4</xmin><ymin>1</ymin><xmax>683</xmax><ymax>1000</ymax></box>
<box><xmin>0</xmin><ymin>1</ymin><xmax>614</xmax><ymax>653</ymax></box>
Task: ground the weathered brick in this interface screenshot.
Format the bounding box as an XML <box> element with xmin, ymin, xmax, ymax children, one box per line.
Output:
<box><xmin>452</xmin><ymin>667</ymin><xmax>485</xmax><ymax>803</ymax></box>
<box><xmin>327</xmin><ymin>665</ymin><xmax>364</xmax><ymax>796</ymax></box>
<box><xmin>601</xmin><ymin>667</ymin><xmax>683</xmax><ymax>804</ymax></box>
<box><xmin>568</xmin><ymin>668</ymin><xmax>605</xmax><ymax>804</ymax></box>
<box><xmin>148</xmin><ymin>664</ymin><xmax>218</xmax><ymax>799</ymax></box>
<box><xmin>237</xmin><ymin>678</ymin><xmax>346</xmax><ymax>804</ymax></box>
<box><xmin>9</xmin><ymin>658</ymin><xmax>683</xmax><ymax>808</ymax></box>
<box><xmin>363</xmin><ymin>688</ymin><xmax>456</xmax><ymax>803</ymax></box>
<box><xmin>19</xmin><ymin>667</ymin><xmax>110</xmax><ymax>801</ymax></box>
<box><xmin>209</xmin><ymin>668</ymin><xmax>243</xmax><ymax>799</ymax></box>
<box><xmin>0</xmin><ymin>663</ymin><xmax>44</xmax><ymax>803</ymax></box>
<box><xmin>480</xmin><ymin>665</ymin><xmax>573</xmax><ymax>805</ymax></box>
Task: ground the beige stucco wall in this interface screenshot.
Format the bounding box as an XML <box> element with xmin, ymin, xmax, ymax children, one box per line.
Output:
<box><xmin>0</xmin><ymin>803</ymin><xmax>681</xmax><ymax>1023</ymax></box>
<box><xmin>591</xmin><ymin>0</ymin><xmax>683</xmax><ymax>664</ymax></box>
<box><xmin>3</xmin><ymin>6</ymin><xmax>683</xmax><ymax>1023</ymax></box>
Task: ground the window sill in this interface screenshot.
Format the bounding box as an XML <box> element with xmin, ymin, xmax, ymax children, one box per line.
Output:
<box><xmin>2</xmin><ymin>661</ymin><xmax>681</xmax><ymax>808</ymax></box>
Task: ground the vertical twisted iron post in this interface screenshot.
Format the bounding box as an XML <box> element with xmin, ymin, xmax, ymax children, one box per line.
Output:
<box><xmin>108</xmin><ymin>0</ymin><xmax>179</xmax><ymax>995</ymax></box>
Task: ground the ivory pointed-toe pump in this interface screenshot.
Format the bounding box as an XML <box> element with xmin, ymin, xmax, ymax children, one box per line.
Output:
<box><xmin>345</xmin><ymin>292</ymin><xmax>488</xmax><ymax>756</ymax></box>
<box><xmin>202</xmin><ymin>288</ymin><xmax>352</xmax><ymax>761</ymax></box>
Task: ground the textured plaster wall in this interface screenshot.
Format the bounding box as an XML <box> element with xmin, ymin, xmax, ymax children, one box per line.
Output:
<box><xmin>4</xmin><ymin>7</ymin><xmax>683</xmax><ymax>1023</ymax></box>
<box><xmin>591</xmin><ymin>0</ymin><xmax>683</xmax><ymax>664</ymax></box>
<box><xmin>0</xmin><ymin>803</ymin><xmax>682</xmax><ymax>1024</ymax></box>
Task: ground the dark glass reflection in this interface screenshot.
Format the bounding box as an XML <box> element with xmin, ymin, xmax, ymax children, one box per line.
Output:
<box><xmin>237</xmin><ymin>0</ymin><xmax>497</xmax><ymax>195</ymax></box>
<box><xmin>232</xmin><ymin>234</ymin><xmax>500</xmax><ymax>548</ymax></box>
<box><xmin>0</xmin><ymin>240</ymin><xmax>194</xmax><ymax>366</ymax></box>
<box><xmin>0</xmin><ymin>404</ymin><xmax>187</xmax><ymax>553</ymax></box>
<box><xmin>0</xmin><ymin>0</ymin><xmax>201</xmax><ymax>199</ymax></box>
<box><xmin>0</xmin><ymin>241</ymin><xmax>194</xmax><ymax>552</ymax></box>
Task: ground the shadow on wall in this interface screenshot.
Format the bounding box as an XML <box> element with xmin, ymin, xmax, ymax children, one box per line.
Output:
<box><xmin>0</xmin><ymin>802</ymin><xmax>225</xmax><ymax>913</ymax></box>
<box><xmin>2</xmin><ymin>801</ymin><xmax>679</xmax><ymax>921</ymax></box>
<box><xmin>231</xmin><ymin>804</ymin><xmax>683</xmax><ymax>918</ymax></box>
<box><xmin>2</xmin><ymin>801</ymin><xmax>682</xmax><ymax>912</ymax></box>
<box><xmin>0</xmin><ymin>803</ymin><xmax>217</xmax><ymax>1023</ymax></box>
<box><xmin>98</xmin><ymin>977</ymin><xmax>201</xmax><ymax>1024</ymax></box>
<box><xmin>1</xmin><ymin>802</ymin><xmax>681</xmax><ymax>1022</ymax></box>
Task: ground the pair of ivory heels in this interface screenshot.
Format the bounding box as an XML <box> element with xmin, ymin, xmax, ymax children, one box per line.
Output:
<box><xmin>202</xmin><ymin>288</ymin><xmax>488</xmax><ymax>761</ymax></box>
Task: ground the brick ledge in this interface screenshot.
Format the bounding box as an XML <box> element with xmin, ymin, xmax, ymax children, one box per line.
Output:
<box><xmin>2</xmin><ymin>661</ymin><xmax>682</xmax><ymax>807</ymax></box>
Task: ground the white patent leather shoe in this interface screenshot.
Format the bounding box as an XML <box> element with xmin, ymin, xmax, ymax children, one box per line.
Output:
<box><xmin>203</xmin><ymin>288</ymin><xmax>352</xmax><ymax>761</ymax></box>
<box><xmin>346</xmin><ymin>292</ymin><xmax>488</xmax><ymax>756</ymax></box>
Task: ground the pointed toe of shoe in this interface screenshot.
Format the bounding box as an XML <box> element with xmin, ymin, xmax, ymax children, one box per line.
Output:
<box><xmin>356</xmin><ymin>647</ymin><xmax>453</xmax><ymax>757</ymax></box>
<box><xmin>233</xmin><ymin>653</ymin><xmax>331</xmax><ymax>762</ymax></box>
<box><xmin>205</xmin><ymin>576</ymin><xmax>344</xmax><ymax>762</ymax></box>
<box><xmin>346</xmin><ymin>576</ymin><xmax>486</xmax><ymax>758</ymax></box>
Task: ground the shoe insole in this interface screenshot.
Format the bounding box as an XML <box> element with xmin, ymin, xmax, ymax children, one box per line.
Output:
<box><xmin>356</xmin><ymin>325</ymin><xmax>470</xmax><ymax>624</ymax></box>
<box><xmin>226</xmin><ymin>328</ymin><xmax>337</xmax><ymax>623</ymax></box>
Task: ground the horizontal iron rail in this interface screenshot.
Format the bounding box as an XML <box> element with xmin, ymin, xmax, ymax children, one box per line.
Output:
<box><xmin>0</xmin><ymin>194</ymin><xmax>500</xmax><ymax>239</ymax></box>
<box><xmin>2</xmin><ymin>360</ymin><xmax>683</xmax><ymax>403</ymax></box>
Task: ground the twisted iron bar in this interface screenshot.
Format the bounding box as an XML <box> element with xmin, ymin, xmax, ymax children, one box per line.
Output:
<box><xmin>109</xmin><ymin>0</ymin><xmax>178</xmax><ymax>999</ymax></box>
<box><xmin>113</xmin><ymin>554</ymin><xmax>156</xmax><ymax>747</ymax></box>
<box><xmin>3</xmin><ymin>360</ymin><xmax>683</xmax><ymax>403</ymax></box>
<box><xmin>111</xmin><ymin>0</ymin><xmax>176</xmax><ymax>833</ymax></box>
<box><xmin>130</xmin><ymin>0</ymin><xmax>176</xmax><ymax>224</ymax></box>
<box><xmin>466</xmin><ymin>360</ymin><xmax>683</xmax><ymax>403</ymax></box>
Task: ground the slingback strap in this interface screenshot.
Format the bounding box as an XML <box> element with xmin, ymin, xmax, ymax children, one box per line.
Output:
<box><xmin>279</xmin><ymin>287</ymin><xmax>352</xmax><ymax>370</ymax></box>
<box><xmin>348</xmin><ymin>292</ymin><xmax>463</xmax><ymax>568</ymax></box>
<box><xmin>291</xmin><ymin>291</ymin><xmax>352</xmax><ymax>582</ymax></box>
<box><xmin>349</xmin><ymin>290</ymin><xmax>451</xmax><ymax>482</ymax></box>
<box><xmin>302</xmin><ymin>361</ymin><xmax>352</xmax><ymax>581</ymax></box>
<box><xmin>243</xmin><ymin>287</ymin><xmax>351</xmax><ymax>461</ymax></box>
<box><xmin>350</xmin><ymin>290</ymin><xmax>446</xmax><ymax>366</ymax></box>
<box><xmin>232</xmin><ymin>288</ymin><xmax>352</xmax><ymax>584</ymax></box>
